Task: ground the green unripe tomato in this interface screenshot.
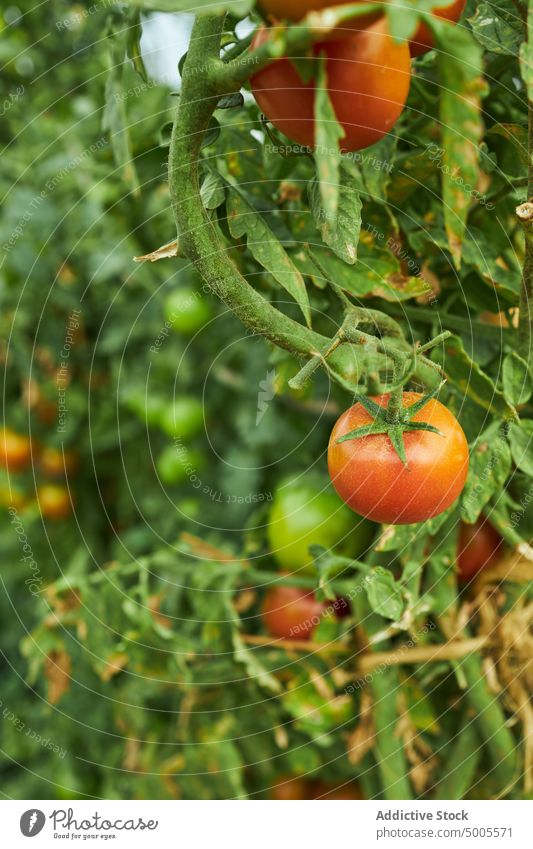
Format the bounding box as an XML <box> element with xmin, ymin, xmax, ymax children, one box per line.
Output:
<box><xmin>267</xmin><ymin>473</ymin><xmax>374</xmax><ymax>572</ymax></box>
<box><xmin>156</xmin><ymin>445</ymin><xmax>203</xmax><ymax>485</ymax></box>
<box><xmin>158</xmin><ymin>398</ymin><xmax>203</xmax><ymax>439</ymax></box>
<box><xmin>164</xmin><ymin>288</ymin><xmax>212</xmax><ymax>335</ymax></box>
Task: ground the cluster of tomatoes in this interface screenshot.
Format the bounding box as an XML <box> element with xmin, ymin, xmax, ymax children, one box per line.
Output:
<box><xmin>260</xmin><ymin>473</ymin><xmax>374</xmax><ymax>640</ymax></box>
<box><xmin>0</xmin><ymin>427</ymin><xmax>76</xmax><ymax>521</ymax></box>
<box><xmin>251</xmin><ymin>1</ymin><xmax>466</xmax><ymax>152</ymax></box>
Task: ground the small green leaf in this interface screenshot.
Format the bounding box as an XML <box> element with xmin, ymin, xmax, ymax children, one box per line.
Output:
<box><xmin>470</xmin><ymin>1</ymin><xmax>523</xmax><ymax>56</ymax></box>
<box><xmin>509</xmin><ymin>421</ymin><xmax>533</xmax><ymax>476</ymax></box>
<box><xmin>503</xmin><ymin>352</ymin><xmax>533</xmax><ymax>406</ymax></box>
<box><xmin>366</xmin><ymin>567</ymin><xmax>404</xmax><ymax>621</ymax></box>
<box><xmin>386</xmin><ymin>0</ymin><xmax>420</xmax><ymax>42</ymax></box>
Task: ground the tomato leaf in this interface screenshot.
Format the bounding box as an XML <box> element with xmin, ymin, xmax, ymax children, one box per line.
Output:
<box><xmin>437</xmin><ymin>335</ymin><xmax>517</xmax><ymax>419</ymax></box>
<box><xmin>365</xmin><ymin>567</ymin><xmax>404</xmax><ymax>621</ymax></box>
<box><xmin>432</xmin><ymin>18</ymin><xmax>485</xmax><ymax>267</ymax></box>
<box><xmin>503</xmin><ymin>352</ymin><xmax>533</xmax><ymax>406</ymax></box>
<box><xmin>309</xmin><ymin>163</ymin><xmax>362</xmax><ymax>265</ymax></box>
<box><xmin>200</xmin><ymin>169</ymin><xmax>226</xmax><ymax>210</ymax></box>
<box><xmin>313</xmin><ymin>56</ymin><xmax>345</xmax><ymax>233</ymax></box>
<box><xmin>226</xmin><ymin>185</ymin><xmax>312</xmax><ymax>326</ymax></box>
<box><xmin>461</xmin><ymin>423</ymin><xmax>512</xmax><ymax>523</ymax></box>
<box><xmin>470</xmin><ymin>0</ymin><xmax>523</xmax><ymax>56</ymax></box>
<box><xmin>509</xmin><ymin>420</ymin><xmax>533</xmax><ymax>477</ymax></box>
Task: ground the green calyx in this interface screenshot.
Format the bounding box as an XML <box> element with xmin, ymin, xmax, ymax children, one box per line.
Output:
<box><xmin>335</xmin><ymin>384</ymin><xmax>445</xmax><ymax>466</ymax></box>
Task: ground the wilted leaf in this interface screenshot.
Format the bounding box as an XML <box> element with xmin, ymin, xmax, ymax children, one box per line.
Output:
<box><xmin>45</xmin><ymin>649</ymin><xmax>71</xmax><ymax>705</ymax></box>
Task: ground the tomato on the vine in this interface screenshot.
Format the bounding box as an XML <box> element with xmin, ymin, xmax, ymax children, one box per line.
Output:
<box><xmin>37</xmin><ymin>484</ymin><xmax>72</xmax><ymax>520</ymax></box>
<box><xmin>409</xmin><ymin>0</ymin><xmax>466</xmax><ymax>57</ymax></box>
<box><xmin>164</xmin><ymin>288</ymin><xmax>212</xmax><ymax>336</ymax></box>
<box><xmin>457</xmin><ymin>517</ymin><xmax>503</xmax><ymax>583</ymax></box>
<box><xmin>328</xmin><ymin>392</ymin><xmax>469</xmax><ymax>524</ymax></box>
<box><xmin>261</xmin><ymin>585</ymin><xmax>324</xmax><ymax>639</ymax></box>
<box><xmin>0</xmin><ymin>428</ymin><xmax>32</xmax><ymax>473</ymax></box>
<box><xmin>267</xmin><ymin>474</ymin><xmax>374</xmax><ymax>572</ymax></box>
<box><xmin>250</xmin><ymin>18</ymin><xmax>411</xmax><ymax>152</ymax></box>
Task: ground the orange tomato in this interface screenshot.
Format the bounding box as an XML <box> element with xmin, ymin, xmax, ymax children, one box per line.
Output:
<box><xmin>250</xmin><ymin>18</ymin><xmax>411</xmax><ymax>152</ymax></box>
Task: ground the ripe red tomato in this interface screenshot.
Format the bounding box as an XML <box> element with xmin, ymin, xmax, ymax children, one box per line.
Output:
<box><xmin>37</xmin><ymin>485</ymin><xmax>72</xmax><ymax>520</ymax></box>
<box><xmin>328</xmin><ymin>392</ymin><xmax>469</xmax><ymax>524</ymax></box>
<box><xmin>457</xmin><ymin>518</ymin><xmax>503</xmax><ymax>583</ymax></box>
<box><xmin>0</xmin><ymin>428</ymin><xmax>32</xmax><ymax>472</ymax></box>
<box><xmin>410</xmin><ymin>0</ymin><xmax>466</xmax><ymax>57</ymax></box>
<box><xmin>250</xmin><ymin>18</ymin><xmax>411</xmax><ymax>152</ymax></box>
<box><xmin>261</xmin><ymin>585</ymin><xmax>325</xmax><ymax>640</ymax></box>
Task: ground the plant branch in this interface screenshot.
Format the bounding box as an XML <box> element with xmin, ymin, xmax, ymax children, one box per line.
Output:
<box><xmin>209</xmin><ymin>4</ymin><xmax>383</xmax><ymax>94</ymax></box>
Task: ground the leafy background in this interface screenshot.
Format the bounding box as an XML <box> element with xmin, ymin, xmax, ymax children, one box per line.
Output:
<box><xmin>0</xmin><ymin>0</ymin><xmax>532</xmax><ymax>800</ymax></box>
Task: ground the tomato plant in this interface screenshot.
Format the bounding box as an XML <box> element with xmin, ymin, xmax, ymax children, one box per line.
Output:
<box><xmin>2</xmin><ymin>0</ymin><xmax>533</xmax><ymax>808</ymax></box>
<box><xmin>250</xmin><ymin>18</ymin><xmax>411</xmax><ymax>151</ymax></box>
<box><xmin>267</xmin><ymin>474</ymin><xmax>374</xmax><ymax>571</ymax></box>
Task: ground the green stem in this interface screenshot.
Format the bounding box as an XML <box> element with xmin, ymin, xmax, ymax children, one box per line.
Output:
<box><xmin>168</xmin><ymin>15</ymin><xmax>343</xmax><ymax>364</ymax></box>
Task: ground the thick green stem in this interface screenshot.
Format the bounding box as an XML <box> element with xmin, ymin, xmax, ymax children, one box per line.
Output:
<box><xmin>169</xmin><ymin>15</ymin><xmax>340</xmax><ymax>361</ymax></box>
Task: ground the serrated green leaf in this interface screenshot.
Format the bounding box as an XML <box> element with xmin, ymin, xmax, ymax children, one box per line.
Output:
<box><xmin>227</xmin><ymin>186</ymin><xmax>311</xmax><ymax>326</ymax></box>
<box><xmin>126</xmin><ymin>0</ymin><xmax>253</xmax><ymax>14</ymax></box>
